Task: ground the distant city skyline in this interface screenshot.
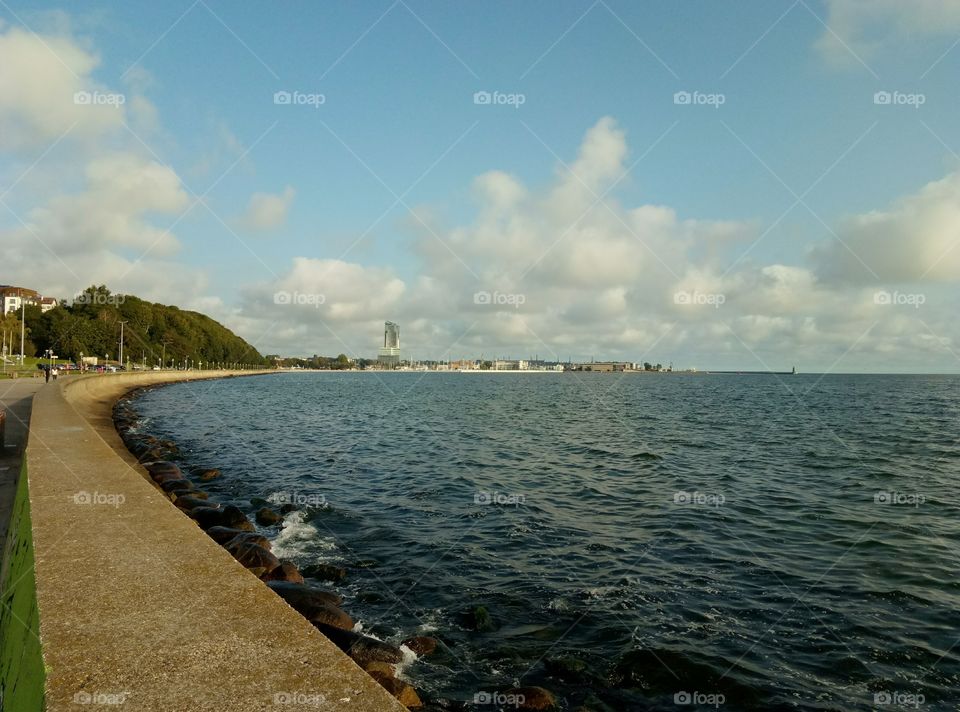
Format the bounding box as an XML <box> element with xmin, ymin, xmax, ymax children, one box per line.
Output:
<box><xmin>3</xmin><ymin>2</ymin><xmax>960</xmax><ymax>372</ymax></box>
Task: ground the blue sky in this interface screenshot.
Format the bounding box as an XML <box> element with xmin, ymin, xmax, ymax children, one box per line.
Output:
<box><xmin>3</xmin><ymin>1</ymin><xmax>960</xmax><ymax>370</ymax></box>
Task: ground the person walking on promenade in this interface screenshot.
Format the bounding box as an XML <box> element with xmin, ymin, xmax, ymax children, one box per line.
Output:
<box><xmin>44</xmin><ymin>366</ymin><xmax>50</xmax><ymax>383</ymax></box>
<box><xmin>51</xmin><ymin>367</ymin><xmax>58</xmax><ymax>381</ymax></box>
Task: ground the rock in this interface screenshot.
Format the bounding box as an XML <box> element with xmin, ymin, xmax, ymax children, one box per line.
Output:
<box><xmin>305</xmin><ymin>603</ymin><xmax>354</xmax><ymax>631</ymax></box>
<box><xmin>279</xmin><ymin>503</ymin><xmax>298</xmax><ymax>514</ymax></box>
<box><xmin>223</xmin><ymin>532</ymin><xmax>272</xmax><ymax>550</ymax></box>
<box><xmin>401</xmin><ymin>636</ymin><xmax>438</xmax><ymax>657</ymax></box>
<box><xmin>544</xmin><ymin>655</ymin><xmax>590</xmax><ymax>682</ymax></box>
<box><xmin>196</xmin><ymin>468</ymin><xmax>221</xmax><ymax>481</ymax></box>
<box><xmin>313</xmin><ymin>624</ymin><xmax>404</xmax><ymax>666</ymax></box>
<box><xmin>207</xmin><ymin>526</ymin><xmax>268</xmax><ymax>547</ymax></box>
<box><xmin>369</xmin><ymin>673</ymin><xmax>422</xmax><ymax>708</ymax></box>
<box><xmin>463</xmin><ymin>606</ymin><xmax>495</xmax><ymax>632</ymax></box>
<box><xmin>139</xmin><ymin>448</ymin><xmax>168</xmax><ymax>463</ymax></box>
<box><xmin>160</xmin><ymin>479</ymin><xmax>196</xmax><ymax>494</ymax></box>
<box><xmin>224</xmin><ymin>539</ymin><xmax>280</xmax><ymax>577</ymax></box>
<box><xmin>504</xmin><ymin>687</ymin><xmax>558</xmax><ymax>711</ymax></box>
<box><xmin>189</xmin><ymin>505</ymin><xmax>254</xmax><ymax>531</ymax></box>
<box><xmin>301</xmin><ymin>563</ymin><xmax>347</xmax><ymax>582</ymax></box>
<box><xmin>255</xmin><ymin>507</ymin><xmax>283</xmax><ymax>526</ymax></box>
<box><xmin>363</xmin><ymin>662</ymin><xmax>396</xmax><ymax>677</ymax></box>
<box><xmin>266</xmin><ymin>581</ymin><xmax>343</xmax><ymax>609</ymax></box>
<box><xmin>175</xmin><ymin>495</ymin><xmax>217</xmax><ymax>511</ymax></box>
<box><xmin>261</xmin><ymin>561</ymin><xmax>304</xmax><ymax>583</ymax></box>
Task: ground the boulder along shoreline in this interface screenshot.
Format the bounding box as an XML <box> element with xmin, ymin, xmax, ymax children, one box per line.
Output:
<box><xmin>111</xmin><ymin>387</ymin><xmax>432</xmax><ymax>709</ymax></box>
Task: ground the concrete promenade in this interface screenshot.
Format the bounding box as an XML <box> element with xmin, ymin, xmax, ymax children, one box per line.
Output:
<box><xmin>22</xmin><ymin>371</ymin><xmax>406</xmax><ymax>711</ymax></box>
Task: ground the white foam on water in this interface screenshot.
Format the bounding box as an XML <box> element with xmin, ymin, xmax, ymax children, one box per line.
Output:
<box><xmin>396</xmin><ymin>645</ymin><xmax>419</xmax><ymax>680</ymax></box>
<box><xmin>270</xmin><ymin>509</ymin><xmax>335</xmax><ymax>560</ymax></box>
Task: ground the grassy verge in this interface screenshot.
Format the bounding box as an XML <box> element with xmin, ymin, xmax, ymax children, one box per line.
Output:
<box><xmin>0</xmin><ymin>460</ymin><xmax>44</xmax><ymax>711</ymax></box>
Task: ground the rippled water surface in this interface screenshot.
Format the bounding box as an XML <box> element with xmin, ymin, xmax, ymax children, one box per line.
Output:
<box><xmin>132</xmin><ymin>372</ymin><xmax>960</xmax><ymax>711</ymax></box>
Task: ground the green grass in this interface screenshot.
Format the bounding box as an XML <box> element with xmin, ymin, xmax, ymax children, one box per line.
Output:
<box><xmin>0</xmin><ymin>460</ymin><xmax>45</xmax><ymax>711</ymax></box>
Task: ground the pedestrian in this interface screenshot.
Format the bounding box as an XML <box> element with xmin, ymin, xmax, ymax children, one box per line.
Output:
<box><xmin>44</xmin><ymin>366</ymin><xmax>50</xmax><ymax>383</ymax></box>
<box><xmin>51</xmin><ymin>367</ymin><xmax>58</xmax><ymax>381</ymax></box>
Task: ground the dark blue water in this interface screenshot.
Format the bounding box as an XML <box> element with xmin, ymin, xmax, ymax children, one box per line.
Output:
<box><xmin>131</xmin><ymin>372</ymin><xmax>960</xmax><ymax>711</ymax></box>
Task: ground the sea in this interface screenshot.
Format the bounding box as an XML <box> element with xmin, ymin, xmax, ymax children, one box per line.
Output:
<box><xmin>129</xmin><ymin>371</ymin><xmax>960</xmax><ymax>711</ymax></box>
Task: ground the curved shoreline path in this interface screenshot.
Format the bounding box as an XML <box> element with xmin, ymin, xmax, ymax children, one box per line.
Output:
<box><xmin>17</xmin><ymin>371</ymin><xmax>407</xmax><ymax>711</ymax></box>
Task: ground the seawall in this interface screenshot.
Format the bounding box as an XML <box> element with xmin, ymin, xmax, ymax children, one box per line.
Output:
<box><xmin>15</xmin><ymin>371</ymin><xmax>407</xmax><ymax>711</ymax></box>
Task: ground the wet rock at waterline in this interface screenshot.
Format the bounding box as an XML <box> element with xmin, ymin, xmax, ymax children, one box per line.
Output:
<box><xmin>402</xmin><ymin>636</ymin><xmax>438</xmax><ymax>657</ymax></box>
<box><xmin>312</xmin><ymin>623</ymin><xmax>404</xmax><ymax>667</ymax></box>
<box><xmin>255</xmin><ymin>507</ymin><xmax>283</xmax><ymax>526</ymax></box>
<box><xmin>463</xmin><ymin>605</ymin><xmax>496</xmax><ymax>632</ymax></box>
<box><xmin>175</xmin><ymin>495</ymin><xmax>217</xmax><ymax>512</ymax></box>
<box><xmin>189</xmin><ymin>504</ymin><xmax>254</xmax><ymax>531</ymax></box>
<box><xmin>224</xmin><ymin>539</ymin><xmax>281</xmax><ymax>577</ymax></box>
<box><xmin>223</xmin><ymin>532</ymin><xmax>271</xmax><ymax>550</ymax></box>
<box><xmin>300</xmin><ymin>563</ymin><xmax>347</xmax><ymax>582</ymax></box>
<box><xmin>207</xmin><ymin>527</ymin><xmax>269</xmax><ymax>547</ymax></box>
<box><xmin>367</xmin><ymin>671</ymin><xmax>423</xmax><ymax>708</ymax></box>
<box><xmin>261</xmin><ymin>561</ymin><xmax>304</xmax><ymax>583</ymax></box>
<box><xmin>194</xmin><ymin>467</ymin><xmax>221</xmax><ymax>481</ymax></box>
<box><xmin>265</xmin><ymin>580</ymin><xmax>343</xmax><ymax>611</ymax></box>
<box><xmin>504</xmin><ymin>687</ymin><xmax>558</xmax><ymax>711</ymax></box>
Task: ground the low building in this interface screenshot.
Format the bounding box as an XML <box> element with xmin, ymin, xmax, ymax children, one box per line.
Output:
<box><xmin>0</xmin><ymin>286</ymin><xmax>58</xmax><ymax>315</ymax></box>
<box><xmin>493</xmin><ymin>359</ymin><xmax>527</xmax><ymax>370</ymax></box>
<box><xmin>579</xmin><ymin>361</ymin><xmax>633</xmax><ymax>372</ymax></box>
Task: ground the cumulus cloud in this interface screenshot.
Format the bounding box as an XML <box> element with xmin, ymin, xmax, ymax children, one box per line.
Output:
<box><xmin>815</xmin><ymin>0</ymin><xmax>960</xmax><ymax>65</ymax></box>
<box><xmin>236</xmin><ymin>186</ymin><xmax>295</xmax><ymax>232</ymax></box>
<box><xmin>0</xmin><ymin>25</ymin><xmax>129</xmax><ymax>151</ymax></box>
<box><xmin>813</xmin><ymin>170</ymin><xmax>960</xmax><ymax>283</ymax></box>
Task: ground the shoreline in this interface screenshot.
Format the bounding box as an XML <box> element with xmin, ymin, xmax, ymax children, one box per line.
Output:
<box><xmin>24</xmin><ymin>370</ymin><xmax>410</xmax><ymax>711</ymax></box>
<box><xmin>112</xmin><ymin>375</ymin><xmax>431</xmax><ymax>707</ymax></box>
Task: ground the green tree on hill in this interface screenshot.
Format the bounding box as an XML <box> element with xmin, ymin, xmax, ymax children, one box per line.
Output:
<box><xmin>24</xmin><ymin>286</ymin><xmax>266</xmax><ymax>367</ymax></box>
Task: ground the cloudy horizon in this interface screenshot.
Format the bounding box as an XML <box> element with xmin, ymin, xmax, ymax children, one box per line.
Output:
<box><xmin>3</xmin><ymin>1</ymin><xmax>960</xmax><ymax>372</ymax></box>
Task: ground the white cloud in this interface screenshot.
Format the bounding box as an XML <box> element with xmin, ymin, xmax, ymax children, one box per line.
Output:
<box><xmin>813</xmin><ymin>170</ymin><xmax>960</xmax><ymax>283</ymax></box>
<box><xmin>0</xmin><ymin>25</ymin><xmax>128</xmax><ymax>151</ymax></box>
<box><xmin>816</xmin><ymin>0</ymin><xmax>960</xmax><ymax>64</ymax></box>
<box><xmin>236</xmin><ymin>186</ymin><xmax>295</xmax><ymax>232</ymax></box>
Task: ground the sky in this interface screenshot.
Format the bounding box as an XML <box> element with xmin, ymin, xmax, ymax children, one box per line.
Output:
<box><xmin>2</xmin><ymin>0</ymin><xmax>960</xmax><ymax>372</ymax></box>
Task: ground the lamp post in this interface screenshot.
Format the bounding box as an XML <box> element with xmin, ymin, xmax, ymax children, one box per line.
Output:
<box><xmin>19</xmin><ymin>299</ymin><xmax>25</xmax><ymax>363</ymax></box>
<box><xmin>118</xmin><ymin>321</ymin><xmax>127</xmax><ymax>368</ymax></box>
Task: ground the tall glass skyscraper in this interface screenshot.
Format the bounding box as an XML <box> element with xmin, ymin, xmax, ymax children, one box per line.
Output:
<box><xmin>378</xmin><ymin>321</ymin><xmax>401</xmax><ymax>366</ymax></box>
